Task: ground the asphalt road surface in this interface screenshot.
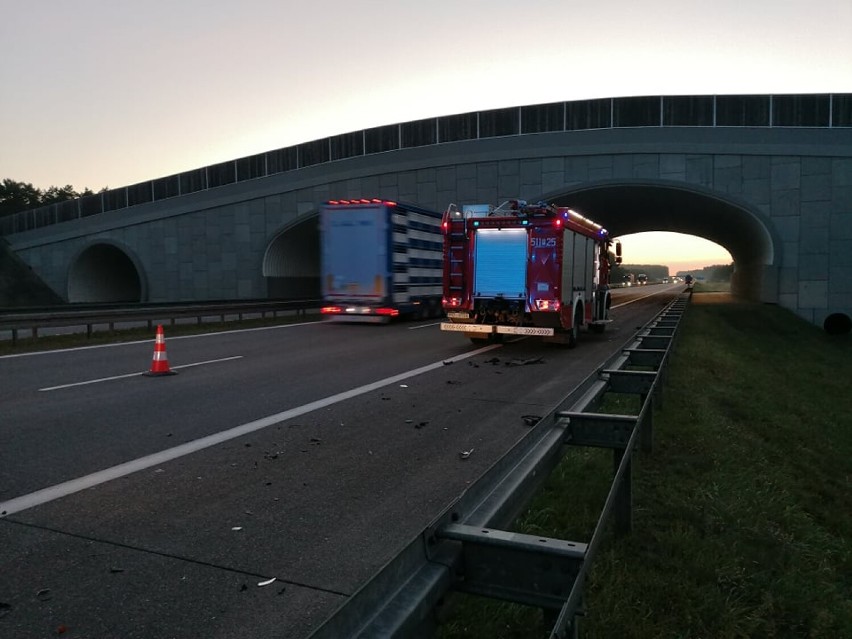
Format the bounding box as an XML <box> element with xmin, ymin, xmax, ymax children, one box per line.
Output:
<box><xmin>0</xmin><ymin>284</ymin><xmax>684</xmax><ymax>639</ymax></box>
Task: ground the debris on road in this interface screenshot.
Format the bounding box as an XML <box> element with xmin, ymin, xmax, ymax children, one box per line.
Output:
<box><xmin>459</xmin><ymin>448</ymin><xmax>474</xmax><ymax>460</ymax></box>
<box><xmin>505</xmin><ymin>357</ymin><xmax>544</xmax><ymax>367</ymax></box>
<box><xmin>415</xmin><ymin>421</ymin><xmax>428</xmax><ymax>429</ymax></box>
<box><xmin>258</xmin><ymin>577</ymin><xmax>277</xmax><ymax>587</ymax></box>
<box><xmin>36</xmin><ymin>589</ymin><xmax>51</xmax><ymax>602</ymax></box>
<box><xmin>442</xmin><ymin>360</ymin><xmax>454</xmax><ymax>365</ymax></box>
<box><xmin>522</xmin><ymin>415</ymin><xmax>542</xmax><ymax>426</ymax></box>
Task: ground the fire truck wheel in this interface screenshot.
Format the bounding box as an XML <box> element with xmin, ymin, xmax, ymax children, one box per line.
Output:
<box><xmin>568</xmin><ymin>308</ymin><xmax>582</xmax><ymax>348</ymax></box>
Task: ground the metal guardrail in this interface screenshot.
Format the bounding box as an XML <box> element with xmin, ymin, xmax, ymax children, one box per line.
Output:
<box><xmin>308</xmin><ymin>293</ymin><xmax>691</xmax><ymax>638</ymax></box>
<box><xmin>0</xmin><ymin>299</ymin><xmax>322</xmax><ymax>343</ymax></box>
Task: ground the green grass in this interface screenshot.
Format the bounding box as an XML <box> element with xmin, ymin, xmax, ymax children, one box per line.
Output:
<box><xmin>438</xmin><ymin>295</ymin><xmax>852</xmax><ymax>638</ymax></box>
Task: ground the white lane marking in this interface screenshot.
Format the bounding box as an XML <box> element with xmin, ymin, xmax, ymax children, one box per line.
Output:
<box><xmin>38</xmin><ymin>356</ymin><xmax>244</xmax><ymax>392</ymax></box>
<box><xmin>1</xmin><ymin>344</ymin><xmax>501</xmax><ymax>517</ymax></box>
<box><xmin>0</xmin><ymin>321</ymin><xmax>317</xmax><ymax>360</ymax></box>
<box><xmin>409</xmin><ymin>322</ymin><xmax>442</xmax><ymax>330</ymax></box>
<box><xmin>612</xmin><ymin>286</ymin><xmax>682</xmax><ymax>309</ymax></box>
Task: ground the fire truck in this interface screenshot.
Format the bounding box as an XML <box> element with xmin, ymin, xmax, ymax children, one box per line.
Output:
<box><xmin>440</xmin><ymin>200</ymin><xmax>620</xmax><ymax>345</ymax></box>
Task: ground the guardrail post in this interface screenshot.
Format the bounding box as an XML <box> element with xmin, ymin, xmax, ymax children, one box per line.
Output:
<box><xmin>613</xmin><ymin>450</ymin><xmax>632</xmax><ymax>536</ymax></box>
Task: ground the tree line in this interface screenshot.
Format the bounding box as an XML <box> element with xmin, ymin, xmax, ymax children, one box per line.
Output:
<box><xmin>0</xmin><ymin>178</ymin><xmax>103</xmax><ymax>219</ymax></box>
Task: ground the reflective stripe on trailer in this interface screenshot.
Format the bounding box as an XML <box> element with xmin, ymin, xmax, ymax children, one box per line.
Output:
<box><xmin>495</xmin><ymin>325</ymin><xmax>555</xmax><ymax>336</ymax></box>
<box><xmin>440</xmin><ymin>323</ymin><xmax>494</xmax><ymax>334</ymax></box>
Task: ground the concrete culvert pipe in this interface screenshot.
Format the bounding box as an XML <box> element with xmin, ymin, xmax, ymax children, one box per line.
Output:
<box><xmin>823</xmin><ymin>313</ymin><xmax>852</xmax><ymax>335</ymax></box>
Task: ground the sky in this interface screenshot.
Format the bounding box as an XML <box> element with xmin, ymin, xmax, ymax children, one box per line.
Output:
<box><xmin>2</xmin><ymin>1</ymin><xmax>851</xmax><ymax>274</ymax></box>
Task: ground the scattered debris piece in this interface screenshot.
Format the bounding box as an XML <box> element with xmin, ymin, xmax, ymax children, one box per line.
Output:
<box><xmin>231</xmin><ymin>526</ymin><xmax>243</xmax><ymax>531</ymax></box>
<box><xmin>505</xmin><ymin>357</ymin><xmax>544</xmax><ymax>367</ymax></box>
<box><xmin>522</xmin><ymin>415</ymin><xmax>542</xmax><ymax>427</ymax></box>
<box><xmin>381</xmin><ymin>396</ymin><xmax>391</xmax><ymax>401</ymax></box>
<box><xmin>245</xmin><ymin>443</ymin><xmax>252</xmax><ymax>447</ymax></box>
<box><xmin>240</xmin><ymin>584</ymin><xmax>248</xmax><ymax>592</ymax></box>
<box><xmin>109</xmin><ymin>567</ymin><xmax>125</xmax><ymax>574</ymax></box>
<box><xmin>442</xmin><ymin>360</ymin><xmax>454</xmax><ymax>365</ymax></box>
<box><xmin>446</xmin><ymin>380</ymin><xmax>462</xmax><ymax>385</ymax></box>
<box><xmin>309</xmin><ymin>437</ymin><xmax>322</xmax><ymax>445</ymax></box>
<box><xmin>415</xmin><ymin>421</ymin><xmax>428</xmax><ymax>429</ymax></box>
<box><xmin>468</xmin><ymin>362</ymin><xmax>480</xmax><ymax>368</ymax></box>
<box><xmin>484</xmin><ymin>357</ymin><xmax>500</xmax><ymax>365</ymax></box>
<box><xmin>459</xmin><ymin>449</ymin><xmax>474</xmax><ymax>460</ymax></box>
<box><xmin>405</xmin><ymin>419</ymin><xmax>413</xmax><ymax>424</ymax></box>
<box><xmin>36</xmin><ymin>589</ymin><xmax>51</xmax><ymax>602</ymax></box>
<box><xmin>154</xmin><ymin>468</ymin><xmax>164</xmax><ymax>474</ymax></box>
<box><xmin>399</xmin><ymin>384</ymin><xmax>409</xmax><ymax>388</ymax></box>
<box><xmin>257</xmin><ymin>577</ymin><xmax>277</xmax><ymax>587</ymax></box>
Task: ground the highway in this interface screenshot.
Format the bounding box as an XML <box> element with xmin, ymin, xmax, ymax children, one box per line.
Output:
<box><xmin>0</xmin><ymin>284</ymin><xmax>684</xmax><ymax>639</ymax></box>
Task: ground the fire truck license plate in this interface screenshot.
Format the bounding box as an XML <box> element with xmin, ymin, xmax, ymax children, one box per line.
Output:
<box><xmin>496</xmin><ymin>326</ymin><xmax>555</xmax><ymax>336</ymax></box>
<box><xmin>441</xmin><ymin>323</ymin><xmax>494</xmax><ymax>333</ymax></box>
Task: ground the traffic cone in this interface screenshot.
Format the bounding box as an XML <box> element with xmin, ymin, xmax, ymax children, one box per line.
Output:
<box><xmin>144</xmin><ymin>324</ymin><xmax>177</xmax><ymax>376</ymax></box>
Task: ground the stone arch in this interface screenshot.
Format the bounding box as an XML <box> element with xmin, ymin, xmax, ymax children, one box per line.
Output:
<box><xmin>262</xmin><ymin>213</ymin><xmax>320</xmax><ymax>299</ymax></box>
<box><xmin>538</xmin><ymin>179</ymin><xmax>780</xmax><ymax>301</ymax></box>
<box><xmin>67</xmin><ymin>241</ymin><xmax>146</xmax><ymax>303</ymax></box>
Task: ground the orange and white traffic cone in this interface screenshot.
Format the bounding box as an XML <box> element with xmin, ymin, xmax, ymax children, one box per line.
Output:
<box><xmin>144</xmin><ymin>324</ymin><xmax>177</xmax><ymax>376</ymax></box>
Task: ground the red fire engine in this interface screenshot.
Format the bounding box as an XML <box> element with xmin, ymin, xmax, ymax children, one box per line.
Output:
<box><xmin>440</xmin><ymin>199</ymin><xmax>620</xmax><ymax>345</ymax></box>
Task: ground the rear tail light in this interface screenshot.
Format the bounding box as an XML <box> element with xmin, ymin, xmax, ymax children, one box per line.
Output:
<box><xmin>376</xmin><ymin>308</ymin><xmax>399</xmax><ymax>317</ymax></box>
<box><xmin>321</xmin><ymin>306</ymin><xmax>342</xmax><ymax>314</ymax></box>
<box><xmin>534</xmin><ymin>300</ymin><xmax>560</xmax><ymax>311</ymax></box>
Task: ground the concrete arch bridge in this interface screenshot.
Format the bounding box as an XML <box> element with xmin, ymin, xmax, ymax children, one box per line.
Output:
<box><xmin>2</xmin><ymin>94</ymin><xmax>851</xmax><ymax>330</ymax></box>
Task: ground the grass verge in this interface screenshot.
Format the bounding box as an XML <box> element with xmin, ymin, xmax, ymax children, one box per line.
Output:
<box><xmin>438</xmin><ymin>294</ymin><xmax>852</xmax><ymax>638</ymax></box>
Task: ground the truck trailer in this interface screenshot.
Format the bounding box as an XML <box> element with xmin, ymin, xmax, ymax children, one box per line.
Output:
<box><xmin>319</xmin><ymin>198</ymin><xmax>444</xmax><ymax>323</ymax></box>
<box><xmin>440</xmin><ymin>200</ymin><xmax>620</xmax><ymax>345</ymax></box>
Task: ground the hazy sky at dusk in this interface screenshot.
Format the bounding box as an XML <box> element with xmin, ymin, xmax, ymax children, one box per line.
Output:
<box><xmin>2</xmin><ymin>1</ymin><xmax>850</xmax><ymax>272</ymax></box>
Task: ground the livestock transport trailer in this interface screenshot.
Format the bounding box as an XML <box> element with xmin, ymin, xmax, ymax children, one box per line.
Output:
<box><xmin>320</xmin><ymin>199</ymin><xmax>444</xmax><ymax>323</ymax></box>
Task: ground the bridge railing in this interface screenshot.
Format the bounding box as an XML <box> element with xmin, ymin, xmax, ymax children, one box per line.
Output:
<box><xmin>0</xmin><ymin>299</ymin><xmax>321</xmax><ymax>343</ymax></box>
<box><xmin>2</xmin><ymin>93</ymin><xmax>850</xmax><ymax>236</ymax></box>
<box><xmin>307</xmin><ymin>293</ymin><xmax>690</xmax><ymax>638</ymax></box>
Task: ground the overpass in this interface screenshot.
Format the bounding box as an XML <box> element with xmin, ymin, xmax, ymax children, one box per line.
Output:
<box><xmin>2</xmin><ymin>93</ymin><xmax>851</xmax><ymax>331</ymax></box>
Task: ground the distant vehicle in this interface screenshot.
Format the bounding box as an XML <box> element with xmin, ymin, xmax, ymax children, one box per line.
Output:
<box><xmin>636</xmin><ymin>273</ymin><xmax>648</xmax><ymax>285</ymax></box>
<box><xmin>684</xmin><ymin>274</ymin><xmax>694</xmax><ymax>287</ymax></box>
<box><xmin>319</xmin><ymin>199</ymin><xmax>443</xmax><ymax>322</ymax></box>
<box><xmin>440</xmin><ymin>199</ymin><xmax>620</xmax><ymax>345</ymax></box>
<box><xmin>623</xmin><ymin>274</ymin><xmax>635</xmax><ymax>287</ymax></box>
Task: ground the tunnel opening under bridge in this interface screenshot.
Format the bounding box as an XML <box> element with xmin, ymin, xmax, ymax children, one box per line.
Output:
<box><xmin>67</xmin><ymin>242</ymin><xmax>144</xmax><ymax>303</ymax></box>
<box><xmin>542</xmin><ymin>180</ymin><xmax>778</xmax><ymax>302</ymax></box>
<box><xmin>263</xmin><ymin>214</ymin><xmax>320</xmax><ymax>300</ymax></box>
